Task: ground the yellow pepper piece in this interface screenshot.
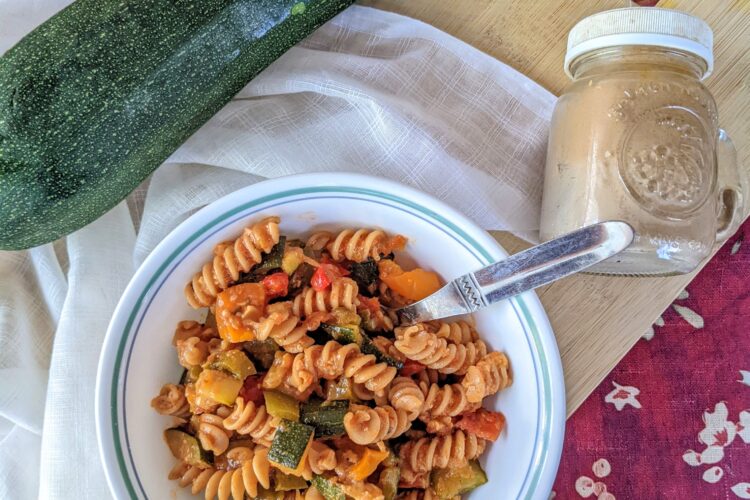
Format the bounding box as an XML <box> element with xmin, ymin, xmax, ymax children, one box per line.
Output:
<box><xmin>379</xmin><ymin>260</ymin><xmax>441</xmax><ymax>301</ymax></box>
<box><xmin>350</xmin><ymin>447</ymin><xmax>389</xmax><ymax>481</ymax></box>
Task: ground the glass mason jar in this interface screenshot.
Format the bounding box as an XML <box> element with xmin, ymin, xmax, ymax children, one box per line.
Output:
<box><xmin>540</xmin><ymin>8</ymin><xmax>745</xmax><ymax>275</ymax></box>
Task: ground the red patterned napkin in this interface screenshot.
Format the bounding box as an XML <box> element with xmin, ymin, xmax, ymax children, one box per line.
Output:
<box><xmin>553</xmin><ymin>218</ymin><xmax>750</xmax><ymax>499</ymax></box>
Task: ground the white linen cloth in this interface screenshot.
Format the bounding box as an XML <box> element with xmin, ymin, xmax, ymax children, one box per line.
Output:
<box><xmin>0</xmin><ymin>1</ymin><xmax>555</xmax><ymax>498</ymax></box>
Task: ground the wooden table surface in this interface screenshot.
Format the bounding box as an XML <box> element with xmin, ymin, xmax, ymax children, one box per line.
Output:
<box><xmin>361</xmin><ymin>0</ymin><xmax>750</xmax><ymax>416</ymax></box>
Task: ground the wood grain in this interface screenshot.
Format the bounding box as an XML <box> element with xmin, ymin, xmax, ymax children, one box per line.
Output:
<box><xmin>360</xmin><ymin>0</ymin><xmax>750</xmax><ymax>415</ymax></box>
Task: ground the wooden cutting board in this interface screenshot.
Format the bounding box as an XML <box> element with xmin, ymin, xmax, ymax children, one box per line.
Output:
<box><xmin>361</xmin><ymin>0</ymin><xmax>750</xmax><ymax>416</ymax></box>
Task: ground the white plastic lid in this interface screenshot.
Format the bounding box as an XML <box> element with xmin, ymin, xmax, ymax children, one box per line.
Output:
<box><xmin>564</xmin><ymin>7</ymin><xmax>713</xmax><ymax>80</ymax></box>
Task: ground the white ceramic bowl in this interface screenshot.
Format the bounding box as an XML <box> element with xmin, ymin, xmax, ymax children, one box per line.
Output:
<box><xmin>96</xmin><ymin>173</ymin><xmax>565</xmax><ymax>500</ymax></box>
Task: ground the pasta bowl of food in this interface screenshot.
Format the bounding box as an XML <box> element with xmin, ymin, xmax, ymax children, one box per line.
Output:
<box><xmin>96</xmin><ymin>172</ymin><xmax>565</xmax><ymax>500</ymax></box>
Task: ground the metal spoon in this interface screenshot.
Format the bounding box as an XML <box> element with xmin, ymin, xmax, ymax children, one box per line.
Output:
<box><xmin>393</xmin><ymin>221</ymin><xmax>634</xmax><ymax>324</ymax></box>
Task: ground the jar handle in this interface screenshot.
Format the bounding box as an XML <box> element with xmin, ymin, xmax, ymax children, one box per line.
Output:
<box><xmin>715</xmin><ymin>129</ymin><xmax>746</xmax><ymax>243</ymax></box>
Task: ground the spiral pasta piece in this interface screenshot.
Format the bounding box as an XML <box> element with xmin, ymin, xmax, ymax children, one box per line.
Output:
<box><xmin>326</xmin><ymin>228</ymin><xmax>405</xmax><ymax>262</ymax></box>
<box><xmin>428</xmin><ymin>320</ymin><xmax>480</xmax><ymax>344</ymax></box>
<box><xmin>394</xmin><ymin>324</ymin><xmax>486</xmax><ymax>375</ymax></box>
<box><xmin>308</xmin><ymin>440</ymin><xmax>337</xmax><ymax>475</ymax></box>
<box><xmin>173</xmin><ymin>320</ymin><xmax>218</xmax><ymax>345</ymax></box>
<box><xmin>222</xmin><ymin>398</ymin><xmax>277</xmax><ymax>447</ymax></box>
<box><xmin>344</xmin><ymin>404</ymin><xmax>411</xmax><ymax>444</ymax></box>
<box><xmin>305</xmin><ymin>231</ymin><xmax>334</xmax><ymax>251</ymax></box>
<box><xmin>169</xmin><ymin>445</ymin><xmax>271</xmax><ymax>499</ymax></box>
<box><xmin>263</xmin><ymin>341</ymin><xmax>397</xmax><ymax>393</ymax></box>
<box><xmin>420</xmin><ymin>382</ymin><xmax>479</xmax><ymax>418</ymax></box>
<box><xmin>151</xmin><ymin>383</ymin><xmax>191</xmax><ymax>418</ymax></box>
<box><xmin>399</xmin><ymin>429</ymin><xmax>486</xmax><ymax>473</ymax></box>
<box><xmin>196</xmin><ymin>411</ymin><xmax>233</xmax><ymax>455</ymax></box>
<box><xmin>253</xmin><ymin>302</ymin><xmax>317</xmax><ymax>353</ymax></box>
<box><xmin>461</xmin><ymin>351</ymin><xmax>512</xmax><ymax>403</ymax></box>
<box><xmin>370</xmin><ymin>336</ymin><xmax>406</xmax><ymax>363</ymax></box>
<box><xmin>185</xmin><ymin>217</ymin><xmax>281</xmax><ymax>308</ymax></box>
<box><xmin>388</xmin><ymin>377</ymin><xmax>424</xmax><ymax>420</ymax></box>
<box><xmin>291</xmin><ymin>278</ymin><xmax>359</xmax><ymax>319</ymax></box>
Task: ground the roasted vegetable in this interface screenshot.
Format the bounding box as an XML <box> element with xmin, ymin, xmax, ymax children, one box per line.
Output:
<box><xmin>215</xmin><ymin>283</ymin><xmax>265</xmax><ymax>342</ymax></box>
<box><xmin>244</xmin><ymin>339</ymin><xmax>280</xmax><ymax>370</ymax></box>
<box><xmin>205</xmin><ymin>350</ymin><xmax>256</xmax><ymax>380</ymax></box>
<box><xmin>321</xmin><ymin>323</ymin><xmax>362</xmax><ymax>345</ymax></box>
<box><xmin>311</xmin><ymin>476</ymin><xmax>345</xmax><ymax>500</ymax></box>
<box><xmin>0</xmin><ymin>0</ymin><xmax>355</xmax><ymax>250</ymax></box>
<box><xmin>268</xmin><ymin>419</ymin><xmax>314</xmax><ymax>472</ymax></box>
<box><xmin>195</xmin><ymin>369</ymin><xmax>242</xmax><ymax>406</ymax></box>
<box><xmin>164</xmin><ymin>428</ymin><xmax>212</xmax><ymax>468</ymax></box>
<box><xmin>324</xmin><ymin>377</ymin><xmax>356</xmax><ymax>402</ymax></box>
<box><xmin>349</xmin><ymin>259</ymin><xmax>380</xmax><ymax>296</ymax></box>
<box><xmin>330</xmin><ymin>307</ymin><xmax>361</xmax><ymax>327</ymax></box>
<box><xmin>282</xmin><ymin>247</ymin><xmax>305</xmax><ymax>275</ymax></box>
<box><xmin>379</xmin><ymin>260</ymin><xmax>441</xmax><ymax>301</ymax></box>
<box><xmin>379</xmin><ymin>451</ymin><xmax>400</xmax><ymax>500</ymax></box>
<box><xmin>455</xmin><ymin>409</ymin><xmax>506</xmax><ymax>441</ymax></box>
<box><xmin>431</xmin><ymin>460</ymin><xmax>488</xmax><ymax>499</ymax></box>
<box><xmin>179</xmin><ymin>366</ymin><xmax>202</xmax><ymax>385</ymax></box>
<box><xmin>288</xmin><ymin>262</ymin><xmax>316</xmax><ymax>296</ymax></box>
<box><xmin>256</xmin><ymin>236</ymin><xmax>287</xmax><ymax>272</ymax></box>
<box><xmin>361</xmin><ymin>333</ymin><xmax>403</xmax><ymax>369</ymax></box>
<box><xmin>350</xmin><ymin>447</ymin><xmax>389</xmax><ymax>481</ymax></box>
<box><xmin>300</xmin><ymin>399</ymin><xmax>349</xmax><ymax>437</ymax></box>
<box><xmin>274</xmin><ymin>470</ymin><xmax>308</xmax><ymax>491</ymax></box>
<box><xmin>264</xmin><ymin>390</ymin><xmax>300</xmax><ymax>421</ymax></box>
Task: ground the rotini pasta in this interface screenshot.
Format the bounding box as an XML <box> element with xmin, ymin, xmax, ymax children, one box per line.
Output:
<box><xmin>195</xmin><ymin>408</ymin><xmax>233</xmax><ymax>455</ymax></box>
<box><xmin>252</xmin><ymin>302</ymin><xmax>318</xmax><ymax>353</ymax></box>
<box><xmin>394</xmin><ymin>323</ymin><xmax>487</xmax><ymax>375</ymax></box>
<box><xmin>151</xmin><ymin>383</ymin><xmax>191</xmax><ymax>418</ymax></box>
<box><xmin>420</xmin><ymin>381</ymin><xmax>479</xmax><ymax>418</ymax></box>
<box><xmin>185</xmin><ymin>217</ymin><xmax>280</xmax><ymax>308</ymax></box>
<box><xmin>388</xmin><ymin>377</ymin><xmax>425</xmax><ymax>420</ymax></box>
<box><xmin>222</xmin><ymin>397</ymin><xmax>277</xmax><ymax>447</ymax></box>
<box><xmin>169</xmin><ymin>445</ymin><xmax>271</xmax><ymax>499</ymax></box>
<box><xmin>291</xmin><ymin>277</ymin><xmax>359</xmax><ymax>319</ymax></box>
<box><xmin>399</xmin><ymin>429</ymin><xmax>487</xmax><ymax>473</ymax></box>
<box><xmin>263</xmin><ymin>341</ymin><xmax>397</xmax><ymax>393</ymax></box>
<box><xmin>308</xmin><ymin>440</ymin><xmax>337</xmax><ymax>475</ymax></box>
<box><xmin>343</xmin><ymin>404</ymin><xmax>411</xmax><ymax>444</ymax></box>
<box><xmin>326</xmin><ymin>228</ymin><xmax>405</xmax><ymax>262</ymax></box>
<box><xmin>461</xmin><ymin>351</ymin><xmax>512</xmax><ymax>403</ymax></box>
<box><xmin>157</xmin><ymin>217</ymin><xmax>509</xmax><ymax>499</ymax></box>
<box><xmin>428</xmin><ymin>320</ymin><xmax>480</xmax><ymax>344</ymax></box>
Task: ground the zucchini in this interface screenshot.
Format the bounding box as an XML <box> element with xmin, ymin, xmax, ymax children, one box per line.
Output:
<box><xmin>288</xmin><ymin>262</ymin><xmax>316</xmax><ymax>296</ymax></box>
<box><xmin>321</xmin><ymin>323</ymin><xmax>362</xmax><ymax>345</ymax></box>
<box><xmin>179</xmin><ymin>366</ymin><xmax>202</xmax><ymax>385</ymax></box>
<box><xmin>204</xmin><ymin>350</ymin><xmax>256</xmax><ymax>380</ymax></box>
<box><xmin>0</xmin><ymin>0</ymin><xmax>354</xmax><ymax>250</ymax></box>
<box><xmin>268</xmin><ymin>419</ymin><xmax>314</xmax><ymax>471</ymax></box>
<box><xmin>195</xmin><ymin>369</ymin><xmax>242</xmax><ymax>406</ymax></box>
<box><xmin>274</xmin><ymin>471</ymin><xmax>308</xmax><ymax>491</ymax></box>
<box><xmin>164</xmin><ymin>428</ymin><xmax>212</xmax><ymax>468</ymax></box>
<box><xmin>311</xmin><ymin>476</ymin><xmax>345</xmax><ymax>500</ymax></box>
<box><xmin>300</xmin><ymin>399</ymin><xmax>348</xmax><ymax>437</ymax></box>
<box><xmin>379</xmin><ymin>448</ymin><xmax>400</xmax><ymax>500</ymax></box>
<box><xmin>349</xmin><ymin>259</ymin><xmax>379</xmax><ymax>296</ymax></box>
<box><xmin>329</xmin><ymin>307</ymin><xmax>362</xmax><ymax>327</ymax></box>
<box><xmin>256</xmin><ymin>236</ymin><xmax>287</xmax><ymax>272</ymax></box>
<box><xmin>244</xmin><ymin>339</ymin><xmax>280</xmax><ymax>371</ymax></box>
<box><xmin>264</xmin><ymin>390</ymin><xmax>300</xmax><ymax>421</ymax></box>
<box><xmin>324</xmin><ymin>377</ymin><xmax>356</xmax><ymax>402</ymax></box>
<box><xmin>431</xmin><ymin>460</ymin><xmax>488</xmax><ymax>499</ymax></box>
<box><xmin>361</xmin><ymin>333</ymin><xmax>403</xmax><ymax>369</ymax></box>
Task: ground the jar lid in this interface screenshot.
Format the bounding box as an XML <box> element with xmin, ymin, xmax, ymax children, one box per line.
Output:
<box><xmin>564</xmin><ymin>7</ymin><xmax>713</xmax><ymax>80</ymax></box>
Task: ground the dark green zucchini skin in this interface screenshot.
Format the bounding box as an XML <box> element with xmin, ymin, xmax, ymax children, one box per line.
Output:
<box><xmin>0</xmin><ymin>0</ymin><xmax>353</xmax><ymax>250</ymax></box>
